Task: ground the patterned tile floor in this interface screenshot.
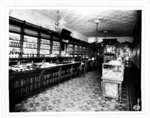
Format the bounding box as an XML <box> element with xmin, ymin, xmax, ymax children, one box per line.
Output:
<box><xmin>15</xmin><ymin>71</ymin><xmax>129</xmax><ymax>112</ymax></box>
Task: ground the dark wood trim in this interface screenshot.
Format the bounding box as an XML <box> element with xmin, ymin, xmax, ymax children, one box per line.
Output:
<box><xmin>9</xmin><ymin>16</ymin><xmax>90</xmax><ymax>58</ymax></box>
<box><xmin>37</xmin><ymin>28</ymin><xmax>41</xmax><ymax>57</ymax></box>
<box><xmin>20</xmin><ymin>21</ymin><xmax>25</xmax><ymax>57</ymax></box>
<box><xmin>50</xmin><ymin>35</ymin><xmax>53</xmax><ymax>55</ymax></box>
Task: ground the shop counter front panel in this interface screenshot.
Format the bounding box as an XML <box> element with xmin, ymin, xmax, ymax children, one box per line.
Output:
<box><xmin>9</xmin><ymin>62</ymin><xmax>81</xmax><ymax>111</ymax></box>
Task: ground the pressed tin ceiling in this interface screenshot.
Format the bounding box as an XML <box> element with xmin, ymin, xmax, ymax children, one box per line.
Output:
<box><xmin>36</xmin><ymin>9</ymin><xmax>139</xmax><ymax>37</ymax></box>
<box><xmin>10</xmin><ymin>9</ymin><xmax>140</xmax><ymax>37</ymax></box>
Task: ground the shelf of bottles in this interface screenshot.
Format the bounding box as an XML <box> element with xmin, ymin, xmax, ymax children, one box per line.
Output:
<box><xmin>23</xmin><ymin>35</ymin><xmax>38</xmax><ymax>58</ymax></box>
<box><xmin>103</xmin><ymin>45</ymin><xmax>116</xmax><ymax>62</ymax></box>
<box><xmin>78</xmin><ymin>46</ymin><xmax>82</xmax><ymax>56</ymax></box>
<box><xmin>85</xmin><ymin>47</ymin><xmax>89</xmax><ymax>58</ymax></box>
<box><xmin>9</xmin><ymin>32</ymin><xmax>21</xmax><ymax>58</ymax></box>
<box><xmin>74</xmin><ymin>45</ymin><xmax>79</xmax><ymax>57</ymax></box>
<box><xmin>52</xmin><ymin>41</ymin><xmax>60</xmax><ymax>56</ymax></box>
<box><xmin>40</xmin><ymin>39</ymin><xmax>51</xmax><ymax>57</ymax></box>
<box><xmin>82</xmin><ymin>46</ymin><xmax>85</xmax><ymax>55</ymax></box>
<box><xmin>66</xmin><ymin>44</ymin><xmax>73</xmax><ymax>57</ymax></box>
<box><xmin>104</xmin><ymin>45</ymin><xmax>116</xmax><ymax>54</ymax></box>
<box><xmin>79</xmin><ymin>46</ymin><xmax>83</xmax><ymax>56</ymax></box>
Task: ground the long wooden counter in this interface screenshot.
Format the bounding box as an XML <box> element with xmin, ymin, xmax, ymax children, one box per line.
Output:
<box><xmin>9</xmin><ymin>60</ymin><xmax>96</xmax><ymax>112</ymax></box>
<box><xmin>9</xmin><ymin>62</ymin><xmax>81</xmax><ymax>111</ymax></box>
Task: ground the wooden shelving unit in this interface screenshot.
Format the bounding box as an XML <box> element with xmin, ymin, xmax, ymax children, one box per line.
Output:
<box><xmin>9</xmin><ymin>16</ymin><xmax>89</xmax><ymax>61</ymax></box>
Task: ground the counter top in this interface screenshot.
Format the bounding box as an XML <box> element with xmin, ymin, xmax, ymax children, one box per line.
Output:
<box><xmin>9</xmin><ymin>61</ymin><xmax>81</xmax><ymax>74</ymax></box>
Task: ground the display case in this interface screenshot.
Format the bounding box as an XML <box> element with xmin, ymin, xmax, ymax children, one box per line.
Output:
<box><xmin>102</xmin><ymin>61</ymin><xmax>124</xmax><ymax>81</ymax></box>
<box><xmin>101</xmin><ymin>60</ymin><xmax>124</xmax><ymax>99</ymax></box>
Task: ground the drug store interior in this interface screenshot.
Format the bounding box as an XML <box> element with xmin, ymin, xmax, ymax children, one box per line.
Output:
<box><xmin>9</xmin><ymin>9</ymin><xmax>141</xmax><ymax>112</ymax></box>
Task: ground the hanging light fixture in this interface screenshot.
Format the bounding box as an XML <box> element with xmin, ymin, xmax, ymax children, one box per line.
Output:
<box><xmin>92</xmin><ymin>18</ymin><xmax>107</xmax><ymax>43</ymax></box>
<box><xmin>94</xmin><ymin>19</ymin><xmax>99</xmax><ymax>43</ymax></box>
<box><xmin>55</xmin><ymin>10</ymin><xmax>65</xmax><ymax>34</ymax></box>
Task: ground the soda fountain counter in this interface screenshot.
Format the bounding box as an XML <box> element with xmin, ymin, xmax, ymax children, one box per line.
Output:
<box><xmin>101</xmin><ymin>60</ymin><xmax>124</xmax><ymax>100</ymax></box>
<box><xmin>9</xmin><ymin>57</ymin><xmax>96</xmax><ymax>111</ymax></box>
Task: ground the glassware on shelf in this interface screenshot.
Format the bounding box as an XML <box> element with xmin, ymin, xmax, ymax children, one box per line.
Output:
<box><xmin>104</xmin><ymin>45</ymin><xmax>116</xmax><ymax>54</ymax></box>
<box><xmin>66</xmin><ymin>44</ymin><xmax>73</xmax><ymax>57</ymax></box>
<box><xmin>9</xmin><ymin>33</ymin><xmax>21</xmax><ymax>50</ymax></box>
<box><xmin>23</xmin><ymin>48</ymin><xmax>37</xmax><ymax>58</ymax></box>
<box><xmin>40</xmin><ymin>39</ymin><xmax>50</xmax><ymax>56</ymax></box>
<box><xmin>41</xmin><ymin>39</ymin><xmax>50</xmax><ymax>45</ymax></box>
<box><xmin>23</xmin><ymin>42</ymin><xmax>37</xmax><ymax>49</ymax></box>
<box><xmin>9</xmin><ymin>47</ymin><xmax>20</xmax><ymax>58</ymax></box>
<box><xmin>9</xmin><ymin>40</ymin><xmax>20</xmax><ymax>48</ymax></box>
<box><xmin>23</xmin><ymin>35</ymin><xmax>38</xmax><ymax>49</ymax></box>
<box><xmin>22</xmin><ymin>35</ymin><xmax>38</xmax><ymax>58</ymax></box>
<box><xmin>9</xmin><ymin>51</ymin><xmax>20</xmax><ymax>58</ymax></box>
<box><xmin>52</xmin><ymin>41</ymin><xmax>60</xmax><ymax>56</ymax></box>
<box><xmin>24</xmin><ymin>35</ymin><xmax>37</xmax><ymax>43</ymax></box>
<box><xmin>40</xmin><ymin>49</ymin><xmax>49</xmax><ymax>55</ymax></box>
<box><xmin>9</xmin><ymin>32</ymin><xmax>20</xmax><ymax>41</ymax></box>
<box><xmin>40</xmin><ymin>44</ymin><xmax>50</xmax><ymax>50</ymax></box>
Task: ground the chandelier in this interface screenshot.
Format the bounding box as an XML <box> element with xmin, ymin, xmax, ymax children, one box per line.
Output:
<box><xmin>55</xmin><ymin>10</ymin><xmax>65</xmax><ymax>33</ymax></box>
<box><xmin>93</xmin><ymin>18</ymin><xmax>107</xmax><ymax>43</ymax></box>
<box><xmin>94</xmin><ymin>19</ymin><xmax>100</xmax><ymax>43</ymax></box>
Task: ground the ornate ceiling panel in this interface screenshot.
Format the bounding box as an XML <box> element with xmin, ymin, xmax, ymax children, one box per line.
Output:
<box><xmin>37</xmin><ymin>9</ymin><xmax>139</xmax><ymax>37</ymax></box>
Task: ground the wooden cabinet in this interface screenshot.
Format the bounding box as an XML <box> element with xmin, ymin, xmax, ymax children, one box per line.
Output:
<box><xmin>9</xmin><ymin>16</ymin><xmax>89</xmax><ymax>59</ymax></box>
<box><xmin>9</xmin><ymin>62</ymin><xmax>81</xmax><ymax>111</ymax></box>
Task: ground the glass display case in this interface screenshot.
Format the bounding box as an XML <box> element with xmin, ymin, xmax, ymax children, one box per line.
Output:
<box><xmin>101</xmin><ymin>60</ymin><xmax>124</xmax><ymax>100</ymax></box>
<box><xmin>102</xmin><ymin>61</ymin><xmax>124</xmax><ymax>81</ymax></box>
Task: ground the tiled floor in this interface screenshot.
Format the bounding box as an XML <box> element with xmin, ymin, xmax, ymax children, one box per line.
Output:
<box><xmin>15</xmin><ymin>71</ymin><xmax>129</xmax><ymax>112</ymax></box>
